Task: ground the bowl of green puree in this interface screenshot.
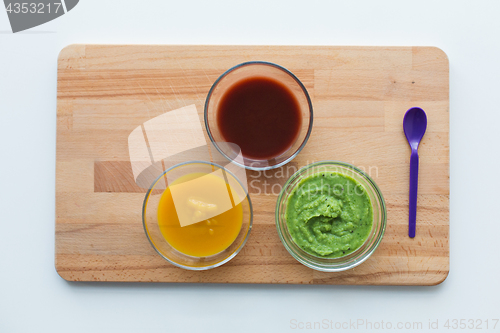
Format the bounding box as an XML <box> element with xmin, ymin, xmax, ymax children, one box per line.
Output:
<box><xmin>275</xmin><ymin>161</ymin><xmax>387</xmax><ymax>272</ymax></box>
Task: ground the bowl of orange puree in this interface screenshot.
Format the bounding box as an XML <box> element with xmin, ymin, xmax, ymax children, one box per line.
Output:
<box><xmin>142</xmin><ymin>161</ymin><xmax>252</xmax><ymax>270</ymax></box>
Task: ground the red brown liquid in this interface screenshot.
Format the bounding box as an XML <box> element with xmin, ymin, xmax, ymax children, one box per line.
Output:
<box><xmin>216</xmin><ymin>76</ymin><xmax>302</xmax><ymax>160</ymax></box>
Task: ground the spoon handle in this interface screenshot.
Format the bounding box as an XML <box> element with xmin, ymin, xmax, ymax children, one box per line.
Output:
<box><xmin>409</xmin><ymin>149</ymin><xmax>419</xmax><ymax>238</ymax></box>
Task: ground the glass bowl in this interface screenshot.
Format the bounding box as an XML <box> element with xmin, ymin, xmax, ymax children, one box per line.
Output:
<box><xmin>142</xmin><ymin>161</ymin><xmax>252</xmax><ymax>270</ymax></box>
<box><xmin>204</xmin><ymin>61</ymin><xmax>313</xmax><ymax>171</ymax></box>
<box><xmin>275</xmin><ymin>161</ymin><xmax>386</xmax><ymax>272</ymax></box>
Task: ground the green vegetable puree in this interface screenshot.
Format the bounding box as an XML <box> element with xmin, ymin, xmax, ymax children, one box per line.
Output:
<box><xmin>285</xmin><ymin>172</ymin><xmax>373</xmax><ymax>258</ymax></box>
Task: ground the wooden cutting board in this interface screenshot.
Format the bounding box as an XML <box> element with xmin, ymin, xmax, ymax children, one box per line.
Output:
<box><xmin>56</xmin><ymin>45</ymin><xmax>449</xmax><ymax>285</ymax></box>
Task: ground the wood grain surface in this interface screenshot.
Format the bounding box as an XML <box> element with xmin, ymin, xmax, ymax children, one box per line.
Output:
<box><xmin>56</xmin><ymin>45</ymin><xmax>449</xmax><ymax>285</ymax></box>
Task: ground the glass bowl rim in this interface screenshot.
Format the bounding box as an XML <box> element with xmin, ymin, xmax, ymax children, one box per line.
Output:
<box><xmin>204</xmin><ymin>61</ymin><xmax>314</xmax><ymax>171</ymax></box>
<box><xmin>275</xmin><ymin>160</ymin><xmax>387</xmax><ymax>272</ymax></box>
<box><xmin>142</xmin><ymin>160</ymin><xmax>254</xmax><ymax>271</ymax></box>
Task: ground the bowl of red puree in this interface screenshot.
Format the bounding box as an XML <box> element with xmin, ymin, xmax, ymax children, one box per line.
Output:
<box><xmin>204</xmin><ymin>61</ymin><xmax>313</xmax><ymax>171</ymax></box>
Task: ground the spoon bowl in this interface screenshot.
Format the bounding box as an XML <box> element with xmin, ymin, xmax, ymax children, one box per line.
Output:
<box><xmin>404</xmin><ymin>107</ymin><xmax>427</xmax><ymax>150</ymax></box>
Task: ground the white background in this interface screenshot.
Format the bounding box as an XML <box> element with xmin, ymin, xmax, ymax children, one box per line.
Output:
<box><xmin>0</xmin><ymin>1</ymin><xmax>499</xmax><ymax>332</ymax></box>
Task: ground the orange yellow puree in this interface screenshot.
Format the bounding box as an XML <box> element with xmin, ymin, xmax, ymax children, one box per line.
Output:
<box><xmin>157</xmin><ymin>172</ymin><xmax>243</xmax><ymax>257</ymax></box>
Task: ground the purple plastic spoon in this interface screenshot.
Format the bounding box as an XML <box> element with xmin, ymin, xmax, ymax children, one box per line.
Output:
<box><xmin>403</xmin><ymin>107</ymin><xmax>427</xmax><ymax>238</ymax></box>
